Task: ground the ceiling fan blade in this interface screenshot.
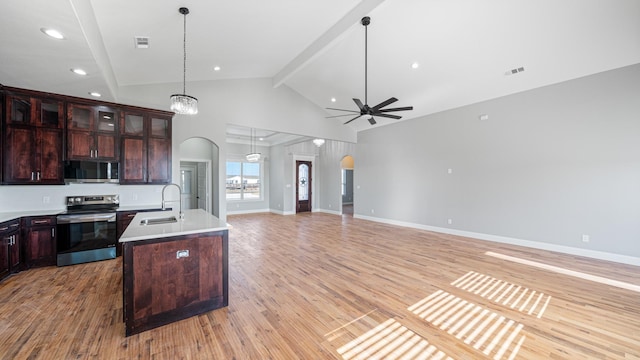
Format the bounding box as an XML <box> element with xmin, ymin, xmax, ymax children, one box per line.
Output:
<box><xmin>371</xmin><ymin>97</ymin><xmax>398</xmax><ymax>111</ymax></box>
<box><xmin>343</xmin><ymin>115</ymin><xmax>362</xmax><ymax>125</ymax></box>
<box><xmin>326</xmin><ymin>114</ymin><xmax>360</xmax><ymax>118</ymax></box>
<box><xmin>375</xmin><ymin>113</ymin><xmax>402</xmax><ymax>120</ymax></box>
<box><xmin>368</xmin><ymin>116</ymin><xmax>377</xmax><ymax>125</ymax></box>
<box><xmin>378</xmin><ymin>106</ymin><xmax>413</xmax><ymax>113</ymax></box>
<box><xmin>326</xmin><ymin>107</ymin><xmax>360</xmax><ymax>113</ymax></box>
<box><xmin>353</xmin><ymin>98</ymin><xmax>365</xmax><ymax>111</ymax></box>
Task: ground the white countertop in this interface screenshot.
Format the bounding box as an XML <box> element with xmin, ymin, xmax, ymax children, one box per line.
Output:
<box><xmin>0</xmin><ymin>209</ymin><xmax>65</xmax><ymax>223</ymax></box>
<box><xmin>119</xmin><ymin>209</ymin><xmax>228</xmax><ymax>242</ymax></box>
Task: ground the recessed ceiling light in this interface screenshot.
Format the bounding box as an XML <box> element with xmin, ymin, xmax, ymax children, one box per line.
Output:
<box><xmin>411</xmin><ymin>62</ymin><xmax>419</xmax><ymax>69</ymax></box>
<box><xmin>331</xmin><ymin>97</ymin><xmax>336</xmax><ymax>102</ymax></box>
<box><xmin>89</xmin><ymin>92</ymin><xmax>101</xmax><ymax>97</ymax></box>
<box><xmin>259</xmin><ymin>137</ymin><xmax>264</xmax><ymax>141</ymax></box>
<box><xmin>41</xmin><ymin>28</ymin><xmax>65</xmax><ymax>40</ymax></box>
<box><xmin>213</xmin><ymin>66</ymin><xmax>221</xmax><ymax>71</ymax></box>
<box><xmin>71</xmin><ymin>68</ymin><xmax>87</xmax><ymax>76</ymax></box>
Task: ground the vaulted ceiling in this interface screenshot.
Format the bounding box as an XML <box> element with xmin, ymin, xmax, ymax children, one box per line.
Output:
<box><xmin>2</xmin><ymin>0</ymin><xmax>639</xmax><ymax>133</ymax></box>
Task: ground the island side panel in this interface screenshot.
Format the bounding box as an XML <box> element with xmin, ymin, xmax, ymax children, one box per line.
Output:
<box><xmin>123</xmin><ymin>230</ymin><xmax>228</xmax><ymax>336</ymax></box>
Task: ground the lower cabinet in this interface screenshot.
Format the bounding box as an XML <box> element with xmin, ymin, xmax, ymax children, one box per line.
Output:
<box><xmin>23</xmin><ymin>216</ymin><xmax>57</xmax><ymax>268</ymax></box>
<box><xmin>116</xmin><ymin>211</ymin><xmax>139</xmax><ymax>256</ymax></box>
<box><xmin>1</xmin><ymin>219</ymin><xmax>22</xmax><ymax>280</ymax></box>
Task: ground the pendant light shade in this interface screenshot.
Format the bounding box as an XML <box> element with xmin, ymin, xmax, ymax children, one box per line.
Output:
<box><xmin>170</xmin><ymin>7</ymin><xmax>198</xmax><ymax>115</ymax></box>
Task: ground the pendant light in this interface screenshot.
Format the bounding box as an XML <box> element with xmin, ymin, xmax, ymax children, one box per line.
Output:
<box><xmin>170</xmin><ymin>7</ymin><xmax>198</xmax><ymax>115</ymax></box>
<box><xmin>246</xmin><ymin>128</ymin><xmax>261</xmax><ymax>162</ymax></box>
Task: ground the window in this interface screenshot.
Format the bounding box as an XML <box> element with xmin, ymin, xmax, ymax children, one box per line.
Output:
<box><xmin>226</xmin><ymin>161</ymin><xmax>261</xmax><ymax>200</ymax></box>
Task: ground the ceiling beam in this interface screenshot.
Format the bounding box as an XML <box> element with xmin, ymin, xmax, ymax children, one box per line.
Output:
<box><xmin>69</xmin><ymin>0</ymin><xmax>119</xmax><ymax>101</ymax></box>
<box><xmin>272</xmin><ymin>0</ymin><xmax>387</xmax><ymax>88</ymax></box>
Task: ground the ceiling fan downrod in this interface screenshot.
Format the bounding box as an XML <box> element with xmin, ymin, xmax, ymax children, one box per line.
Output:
<box><xmin>362</xmin><ymin>16</ymin><xmax>370</xmax><ymax>107</ymax></box>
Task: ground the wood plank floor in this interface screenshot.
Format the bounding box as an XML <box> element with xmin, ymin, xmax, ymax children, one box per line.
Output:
<box><xmin>1</xmin><ymin>212</ymin><xmax>639</xmax><ymax>359</ymax></box>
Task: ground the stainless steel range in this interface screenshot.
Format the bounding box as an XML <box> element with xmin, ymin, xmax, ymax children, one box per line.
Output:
<box><xmin>56</xmin><ymin>195</ymin><xmax>119</xmax><ymax>266</ymax></box>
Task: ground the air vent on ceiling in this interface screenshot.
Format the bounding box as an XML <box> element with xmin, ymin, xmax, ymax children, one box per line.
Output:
<box><xmin>134</xmin><ymin>36</ymin><xmax>150</xmax><ymax>49</ymax></box>
<box><xmin>505</xmin><ymin>66</ymin><xmax>525</xmax><ymax>76</ymax></box>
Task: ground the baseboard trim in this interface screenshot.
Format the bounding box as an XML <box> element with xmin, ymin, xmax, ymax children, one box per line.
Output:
<box><xmin>317</xmin><ymin>208</ymin><xmax>342</xmax><ymax>216</ymax></box>
<box><xmin>354</xmin><ymin>214</ymin><xmax>640</xmax><ymax>267</ymax></box>
<box><xmin>227</xmin><ymin>208</ymin><xmax>270</xmax><ymax>215</ymax></box>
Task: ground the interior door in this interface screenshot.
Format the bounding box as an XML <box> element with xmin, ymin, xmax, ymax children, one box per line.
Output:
<box><xmin>180</xmin><ymin>164</ymin><xmax>197</xmax><ymax>210</ymax></box>
<box><xmin>296</xmin><ymin>161</ymin><xmax>312</xmax><ymax>213</ymax></box>
<box><xmin>197</xmin><ymin>162</ymin><xmax>207</xmax><ymax>211</ymax></box>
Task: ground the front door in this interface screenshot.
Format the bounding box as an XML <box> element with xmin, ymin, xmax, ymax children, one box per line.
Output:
<box><xmin>296</xmin><ymin>161</ymin><xmax>312</xmax><ymax>213</ymax></box>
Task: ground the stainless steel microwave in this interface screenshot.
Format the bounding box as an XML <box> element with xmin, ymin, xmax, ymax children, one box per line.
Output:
<box><xmin>64</xmin><ymin>161</ymin><xmax>119</xmax><ymax>184</ymax></box>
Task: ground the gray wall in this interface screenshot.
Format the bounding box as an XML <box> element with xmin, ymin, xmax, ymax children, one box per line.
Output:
<box><xmin>355</xmin><ymin>64</ymin><xmax>640</xmax><ymax>262</ymax></box>
<box><xmin>343</xmin><ymin>170</ymin><xmax>354</xmax><ymax>205</ymax></box>
<box><xmin>318</xmin><ymin>140</ymin><xmax>356</xmax><ymax>213</ymax></box>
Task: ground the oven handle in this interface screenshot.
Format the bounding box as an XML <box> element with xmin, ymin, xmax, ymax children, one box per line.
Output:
<box><xmin>57</xmin><ymin>213</ymin><xmax>116</xmax><ymax>224</ymax></box>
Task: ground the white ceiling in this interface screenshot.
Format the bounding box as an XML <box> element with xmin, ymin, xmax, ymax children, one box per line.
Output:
<box><xmin>1</xmin><ymin>0</ymin><xmax>639</xmax><ymax>134</ymax></box>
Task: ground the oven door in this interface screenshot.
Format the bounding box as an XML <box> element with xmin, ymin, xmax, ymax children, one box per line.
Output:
<box><xmin>56</xmin><ymin>212</ymin><xmax>117</xmax><ymax>266</ymax></box>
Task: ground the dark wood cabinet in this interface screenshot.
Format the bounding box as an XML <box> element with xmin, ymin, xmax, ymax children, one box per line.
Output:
<box><xmin>1</xmin><ymin>86</ymin><xmax>172</xmax><ymax>186</ymax></box>
<box><xmin>23</xmin><ymin>216</ymin><xmax>57</xmax><ymax>268</ymax></box>
<box><xmin>1</xmin><ymin>219</ymin><xmax>22</xmax><ymax>280</ymax></box>
<box><xmin>67</xmin><ymin>103</ymin><xmax>118</xmax><ymax>161</ymax></box>
<box><xmin>122</xmin><ymin>230</ymin><xmax>228</xmax><ymax>336</ymax></box>
<box><xmin>2</xmin><ymin>92</ymin><xmax>64</xmax><ymax>184</ymax></box>
<box><xmin>120</xmin><ymin>111</ymin><xmax>172</xmax><ymax>184</ymax></box>
<box><xmin>116</xmin><ymin>210</ymin><xmax>139</xmax><ymax>256</ymax></box>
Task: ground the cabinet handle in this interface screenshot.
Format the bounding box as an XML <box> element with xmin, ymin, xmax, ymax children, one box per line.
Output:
<box><xmin>126</xmin><ymin>214</ymin><xmax>137</xmax><ymax>218</ymax></box>
<box><xmin>31</xmin><ymin>172</ymin><xmax>35</xmax><ymax>181</ymax></box>
<box><xmin>33</xmin><ymin>220</ymin><xmax>48</xmax><ymax>224</ymax></box>
<box><xmin>9</xmin><ymin>223</ymin><xmax>19</xmax><ymax>228</ymax></box>
<box><xmin>37</xmin><ymin>171</ymin><xmax>41</xmax><ymax>181</ymax></box>
<box><xmin>0</xmin><ymin>226</ymin><xmax>8</xmax><ymax>231</ymax></box>
<box><xmin>10</xmin><ymin>235</ymin><xmax>14</xmax><ymax>246</ymax></box>
<box><xmin>95</xmin><ymin>150</ymin><xmax>98</xmax><ymax>158</ymax></box>
<box><xmin>52</xmin><ymin>228</ymin><xmax>55</xmax><ymax>237</ymax></box>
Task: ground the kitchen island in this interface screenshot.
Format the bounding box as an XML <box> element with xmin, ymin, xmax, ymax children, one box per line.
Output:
<box><xmin>119</xmin><ymin>209</ymin><xmax>228</xmax><ymax>336</ymax></box>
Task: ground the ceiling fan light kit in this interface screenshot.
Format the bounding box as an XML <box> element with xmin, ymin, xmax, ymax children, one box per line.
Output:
<box><xmin>326</xmin><ymin>16</ymin><xmax>413</xmax><ymax>126</ymax></box>
<box><xmin>170</xmin><ymin>7</ymin><xmax>198</xmax><ymax>115</ymax></box>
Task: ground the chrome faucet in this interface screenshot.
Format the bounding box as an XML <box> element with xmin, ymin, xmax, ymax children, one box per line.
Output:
<box><xmin>162</xmin><ymin>183</ymin><xmax>184</xmax><ymax>219</ymax></box>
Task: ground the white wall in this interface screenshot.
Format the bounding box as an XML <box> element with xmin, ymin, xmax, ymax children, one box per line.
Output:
<box><xmin>116</xmin><ymin>77</ymin><xmax>356</xmax><ymax>221</ymax></box>
<box><xmin>354</xmin><ymin>63</ymin><xmax>640</xmax><ymax>264</ymax></box>
<box><xmin>0</xmin><ymin>183</ymin><xmax>164</xmax><ymax>212</ymax></box>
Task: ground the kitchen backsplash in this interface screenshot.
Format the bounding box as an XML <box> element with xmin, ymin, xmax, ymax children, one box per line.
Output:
<box><xmin>0</xmin><ymin>184</ymin><xmax>165</xmax><ymax>212</ymax></box>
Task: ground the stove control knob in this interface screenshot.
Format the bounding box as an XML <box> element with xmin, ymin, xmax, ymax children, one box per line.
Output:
<box><xmin>75</xmin><ymin>197</ymin><xmax>82</xmax><ymax>203</ymax></box>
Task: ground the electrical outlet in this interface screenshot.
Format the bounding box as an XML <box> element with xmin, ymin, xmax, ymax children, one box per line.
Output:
<box><xmin>42</xmin><ymin>196</ymin><xmax>50</xmax><ymax>204</ymax></box>
<box><xmin>582</xmin><ymin>234</ymin><xmax>590</xmax><ymax>243</ymax></box>
<box><xmin>371</xmin><ymin>209</ymin><xmax>375</xmax><ymax>214</ymax></box>
<box><xmin>448</xmin><ymin>218</ymin><xmax>452</xmax><ymax>225</ymax></box>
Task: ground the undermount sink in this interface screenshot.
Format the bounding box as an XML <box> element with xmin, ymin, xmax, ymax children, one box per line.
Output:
<box><xmin>140</xmin><ymin>216</ymin><xmax>178</xmax><ymax>225</ymax></box>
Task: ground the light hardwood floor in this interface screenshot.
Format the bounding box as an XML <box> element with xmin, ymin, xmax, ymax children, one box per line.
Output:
<box><xmin>1</xmin><ymin>212</ymin><xmax>639</xmax><ymax>359</ymax></box>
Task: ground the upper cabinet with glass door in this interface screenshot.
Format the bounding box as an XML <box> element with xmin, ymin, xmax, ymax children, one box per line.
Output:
<box><xmin>4</xmin><ymin>93</ymin><xmax>64</xmax><ymax>129</ymax></box>
<box><xmin>66</xmin><ymin>103</ymin><xmax>119</xmax><ymax>161</ymax></box>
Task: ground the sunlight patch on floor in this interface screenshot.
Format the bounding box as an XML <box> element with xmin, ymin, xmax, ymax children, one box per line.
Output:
<box><xmin>408</xmin><ymin>291</ymin><xmax>525</xmax><ymax>360</ymax></box>
<box><xmin>336</xmin><ymin>318</ymin><xmax>453</xmax><ymax>360</ymax></box>
<box><xmin>485</xmin><ymin>252</ymin><xmax>640</xmax><ymax>293</ymax></box>
<box><xmin>451</xmin><ymin>271</ymin><xmax>551</xmax><ymax>318</ymax></box>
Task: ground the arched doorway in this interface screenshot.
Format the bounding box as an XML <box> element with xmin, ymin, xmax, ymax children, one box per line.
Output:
<box><xmin>179</xmin><ymin>137</ymin><xmax>220</xmax><ymax>217</ymax></box>
<box><xmin>341</xmin><ymin>155</ymin><xmax>354</xmax><ymax>215</ymax></box>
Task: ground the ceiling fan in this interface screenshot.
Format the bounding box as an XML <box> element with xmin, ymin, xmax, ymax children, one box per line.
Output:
<box><xmin>327</xmin><ymin>16</ymin><xmax>413</xmax><ymax>125</ymax></box>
